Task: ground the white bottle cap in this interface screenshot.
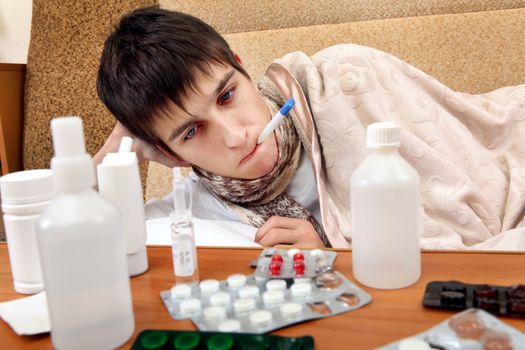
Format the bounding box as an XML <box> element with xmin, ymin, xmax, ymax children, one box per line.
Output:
<box><xmin>204</xmin><ymin>306</ymin><xmax>227</xmax><ymax>323</ymax></box>
<box><xmin>180</xmin><ymin>298</ymin><xmax>201</xmax><ymax>315</ymax></box>
<box><xmin>291</xmin><ymin>282</ymin><xmax>312</xmax><ymax>298</ymax></box>
<box><xmin>50</xmin><ymin>117</ymin><xmax>96</xmax><ymax>192</ymax></box>
<box><xmin>227</xmin><ymin>274</ymin><xmax>247</xmax><ymax>289</ymax></box>
<box><xmin>0</xmin><ymin>169</ymin><xmax>54</xmax><ymax>206</ymax></box>
<box><xmin>263</xmin><ymin>290</ymin><xmax>284</xmax><ymax>308</ymax></box>
<box><xmin>171</xmin><ymin>283</ymin><xmax>192</xmax><ymax>300</ymax></box>
<box><xmin>266</xmin><ymin>279</ymin><xmax>287</xmax><ymax>291</ymax></box>
<box><xmin>199</xmin><ymin>279</ymin><xmax>220</xmax><ymax>295</ymax></box>
<box><xmin>281</xmin><ymin>302</ymin><xmax>303</xmax><ymax>319</ymax></box>
<box><xmin>209</xmin><ymin>291</ymin><xmax>231</xmax><ymax>307</ymax></box>
<box><xmin>287</xmin><ymin>248</ymin><xmax>300</xmax><ymax>258</ymax></box>
<box><xmin>233</xmin><ymin>298</ymin><xmax>256</xmax><ymax>315</ymax></box>
<box><xmin>249</xmin><ymin>310</ymin><xmax>272</xmax><ymax>328</ymax></box>
<box><xmin>238</xmin><ymin>285</ymin><xmax>260</xmax><ymax>299</ymax></box>
<box><xmin>217</xmin><ymin>319</ymin><xmax>241</xmax><ymax>332</ymax></box>
<box><xmin>366</xmin><ymin>122</ymin><xmax>401</xmax><ymax>149</ymax></box>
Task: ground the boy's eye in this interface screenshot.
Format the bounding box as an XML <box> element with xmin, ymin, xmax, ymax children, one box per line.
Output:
<box><xmin>183</xmin><ymin>125</ymin><xmax>199</xmax><ymax>141</ymax></box>
<box><xmin>218</xmin><ymin>89</ymin><xmax>234</xmax><ymax>105</ymax></box>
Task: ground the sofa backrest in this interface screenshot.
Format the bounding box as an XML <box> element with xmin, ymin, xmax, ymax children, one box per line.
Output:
<box><xmin>22</xmin><ymin>1</ymin><xmax>525</xmax><ymax>201</ymax></box>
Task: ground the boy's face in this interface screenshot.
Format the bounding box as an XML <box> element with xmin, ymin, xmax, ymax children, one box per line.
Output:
<box><xmin>152</xmin><ymin>62</ymin><xmax>279</xmax><ymax>180</ymax></box>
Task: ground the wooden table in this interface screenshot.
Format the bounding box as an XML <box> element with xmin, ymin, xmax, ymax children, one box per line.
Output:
<box><xmin>1</xmin><ymin>243</ymin><xmax>524</xmax><ymax>349</ymax></box>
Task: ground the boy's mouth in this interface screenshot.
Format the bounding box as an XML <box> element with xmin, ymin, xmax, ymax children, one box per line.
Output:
<box><xmin>239</xmin><ymin>144</ymin><xmax>259</xmax><ymax>165</ymax></box>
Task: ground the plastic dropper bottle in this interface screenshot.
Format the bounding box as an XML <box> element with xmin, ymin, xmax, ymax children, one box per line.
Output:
<box><xmin>171</xmin><ymin>167</ymin><xmax>199</xmax><ymax>285</ymax></box>
<box><xmin>351</xmin><ymin>122</ymin><xmax>421</xmax><ymax>289</ymax></box>
<box><xmin>37</xmin><ymin>117</ymin><xmax>134</xmax><ymax>349</ymax></box>
<box><xmin>97</xmin><ymin>136</ymin><xmax>149</xmax><ymax>277</ymax></box>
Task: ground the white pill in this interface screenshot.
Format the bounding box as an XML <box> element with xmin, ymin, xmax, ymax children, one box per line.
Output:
<box><xmin>170</xmin><ymin>283</ymin><xmax>192</xmax><ymax>300</ymax></box>
<box><xmin>310</xmin><ymin>249</ymin><xmax>324</xmax><ymax>258</ymax></box>
<box><xmin>287</xmin><ymin>248</ymin><xmax>300</xmax><ymax>258</ymax></box>
<box><xmin>217</xmin><ymin>319</ymin><xmax>241</xmax><ymax>332</ymax></box>
<box><xmin>199</xmin><ymin>279</ymin><xmax>220</xmax><ymax>295</ymax></box>
<box><xmin>399</xmin><ymin>338</ymin><xmax>431</xmax><ymax>350</ymax></box>
<box><xmin>263</xmin><ymin>290</ymin><xmax>285</xmax><ymax>308</ymax></box>
<box><xmin>233</xmin><ymin>298</ymin><xmax>256</xmax><ymax>316</ymax></box>
<box><xmin>291</xmin><ymin>282</ymin><xmax>312</xmax><ymax>298</ymax></box>
<box><xmin>179</xmin><ymin>298</ymin><xmax>201</xmax><ymax>315</ymax></box>
<box><xmin>266</xmin><ymin>279</ymin><xmax>287</xmax><ymax>291</ymax></box>
<box><xmin>249</xmin><ymin>310</ymin><xmax>273</xmax><ymax>328</ymax></box>
<box><xmin>204</xmin><ymin>306</ymin><xmax>227</xmax><ymax>323</ymax></box>
<box><xmin>239</xmin><ymin>285</ymin><xmax>260</xmax><ymax>299</ymax></box>
<box><xmin>281</xmin><ymin>302</ymin><xmax>303</xmax><ymax>319</ymax></box>
<box><xmin>209</xmin><ymin>291</ymin><xmax>232</xmax><ymax>307</ymax></box>
<box><xmin>227</xmin><ymin>274</ymin><xmax>247</xmax><ymax>288</ymax></box>
<box><xmin>293</xmin><ymin>277</ymin><xmax>311</xmax><ymax>284</ymax></box>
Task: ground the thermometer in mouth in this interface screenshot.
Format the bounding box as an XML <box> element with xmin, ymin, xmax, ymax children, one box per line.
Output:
<box><xmin>257</xmin><ymin>98</ymin><xmax>295</xmax><ymax>144</ymax></box>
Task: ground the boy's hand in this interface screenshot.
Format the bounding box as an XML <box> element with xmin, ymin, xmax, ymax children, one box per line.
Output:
<box><xmin>93</xmin><ymin>122</ymin><xmax>187</xmax><ymax>167</ymax></box>
<box><xmin>254</xmin><ymin>216</ymin><xmax>325</xmax><ymax>248</ymax></box>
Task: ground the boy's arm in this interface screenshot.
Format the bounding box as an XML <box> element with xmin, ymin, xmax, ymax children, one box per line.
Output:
<box><xmin>93</xmin><ymin>121</ymin><xmax>182</xmax><ymax>167</ymax></box>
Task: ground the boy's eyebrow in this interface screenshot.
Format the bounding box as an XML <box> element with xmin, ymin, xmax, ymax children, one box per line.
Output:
<box><xmin>168</xmin><ymin>69</ymin><xmax>236</xmax><ymax>142</ymax></box>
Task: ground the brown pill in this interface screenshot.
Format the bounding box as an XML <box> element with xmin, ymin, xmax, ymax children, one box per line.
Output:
<box><xmin>448</xmin><ymin>310</ymin><xmax>486</xmax><ymax>340</ymax></box>
<box><xmin>307</xmin><ymin>302</ymin><xmax>332</xmax><ymax>315</ymax></box>
<box><xmin>482</xmin><ymin>330</ymin><xmax>513</xmax><ymax>350</ymax></box>
<box><xmin>507</xmin><ymin>284</ymin><xmax>525</xmax><ymax>301</ymax></box>
<box><xmin>475</xmin><ymin>285</ymin><xmax>499</xmax><ymax>299</ymax></box>
<box><xmin>336</xmin><ymin>293</ymin><xmax>360</xmax><ymax>306</ymax></box>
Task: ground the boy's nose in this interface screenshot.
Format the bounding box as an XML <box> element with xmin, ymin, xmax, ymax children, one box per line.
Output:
<box><xmin>217</xmin><ymin>117</ymin><xmax>247</xmax><ymax>148</ymax></box>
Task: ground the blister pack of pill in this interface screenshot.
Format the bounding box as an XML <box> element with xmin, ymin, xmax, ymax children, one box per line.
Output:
<box><xmin>131</xmin><ymin>329</ymin><xmax>314</xmax><ymax>350</ymax></box>
<box><xmin>253</xmin><ymin>248</ymin><xmax>337</xmax><ymax>279</ymax></box>
<box><xmin>378</xmin><ymin>308</ymin><xmax>525</xmax><ymax>350</ymax></box>
<box><xmin>160</xmin><ymin>270</ymin><xmax>371</xmax><ymax>334</ymax></box>
<box><xmin>423</xmin><ymin>280</ymin><xmax>525</xmax><ymax>318</ymax></box>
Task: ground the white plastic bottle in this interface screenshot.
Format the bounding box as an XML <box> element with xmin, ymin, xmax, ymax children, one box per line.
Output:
<box><xmin>171</xmin><ymin>167</ymin><xmax>199</xmax><ymax>286</ymax></box>
<box><xmin>36</xmin><ymin>117</ymin><xmax>134</xmax><ymax>350</ymax></box>
<box><xmin>350</xmin><ymin>122</ymin><xmax>421</xmax><ymax>289</ymax></box>
<box><xmin>97</xmin><ymin>136</ymin><xmax>149</xmax><ymax>277</ymax></box>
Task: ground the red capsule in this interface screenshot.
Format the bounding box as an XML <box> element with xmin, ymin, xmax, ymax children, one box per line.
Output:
<box><xmin>271</xmin><ymin>253</ymin><xmax>283</xmax><ymax>263</ymax></box>
<box><xmin>293</xmin><ymin>252</ymin><xmax>305</xmax><ymax>262</ymax></box>
<box><xmin>269</xmin><ymin>261</ymin><xmax>282</xmax><ymax>276</ymax></box>
<box><xmin>293</xmin><ymin>261</ymin><xmax>305</xmax><ymax>276</ymax></box>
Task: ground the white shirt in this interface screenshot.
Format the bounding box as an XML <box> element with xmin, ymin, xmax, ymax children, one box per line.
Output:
<box><xmin>145</xmin><ymin>148</ymin><xmax>321</xmax><ymax>224</ymax></box>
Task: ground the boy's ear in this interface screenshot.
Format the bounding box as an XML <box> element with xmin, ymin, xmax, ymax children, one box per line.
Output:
<box><xmin>234</xmin><ymin>53</ymin><xmax>243</xmax><ymax>65</ymax></box>
<box><xmin>156</xmin><ymin>145</ymin><xmax>191</xmax><ymax>167</ymax></box>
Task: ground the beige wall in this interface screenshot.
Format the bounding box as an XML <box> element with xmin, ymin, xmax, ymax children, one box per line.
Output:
<box><xmin>0</xmin><ymin>0</ymin><xmax>32</xmax><ymax>63</ymax></box>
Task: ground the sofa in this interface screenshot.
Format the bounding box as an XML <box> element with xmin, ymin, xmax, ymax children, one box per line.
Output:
<box><xmin>22</xmin><ymin>0</ymin><xmax>525</xmax><ymax>203</ymax></box>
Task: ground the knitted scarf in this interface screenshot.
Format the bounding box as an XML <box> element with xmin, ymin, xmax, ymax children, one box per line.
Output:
<box><xmin>192</xmin><ymin>99</ymin><xmax>331</xmax><ymax>247</ymax></box>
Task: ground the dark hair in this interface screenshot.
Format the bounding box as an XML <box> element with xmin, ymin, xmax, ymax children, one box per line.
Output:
<box><xmin>96</xmin><ymin>6</ymin><xmax>249</xmax><ymax>151</ymax></box>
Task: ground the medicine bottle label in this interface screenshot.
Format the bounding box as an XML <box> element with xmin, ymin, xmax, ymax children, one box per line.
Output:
<box><xmin>172</xmin><ymin>237</ymin><xmax>195</xmax><ymax>277</ymax></box>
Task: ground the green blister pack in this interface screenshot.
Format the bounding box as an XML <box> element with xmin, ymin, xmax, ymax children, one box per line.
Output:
<box><xmin>131</xmin><ymin>329</ymin><xmax>315</xmax><ymax>350</ymax></box>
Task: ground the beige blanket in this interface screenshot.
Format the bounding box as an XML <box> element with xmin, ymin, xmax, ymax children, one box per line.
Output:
<box><xmin>265</xmin><ymin>44</ymin><xmax>525</xmax><ymax>249</ymax></box>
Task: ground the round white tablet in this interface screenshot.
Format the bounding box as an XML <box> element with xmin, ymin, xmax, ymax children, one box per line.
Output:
<box><xmin>179</xmin><ymin>298</ymin><xmax>202</xmax><ymax>315</ymax></box>
<box><xmin>262</xmin><ymin>290</ymin><xmax>285</xmax><ymax>308</ymax></box>
<box><xmin>287</xmin><ymin>248</ymin><xmax>300</xmax><ymax>258</ymax></box>
<box><xmin>399</xmin><ymin>338</ymin><xmax>431</xmax><ymax>350</ymax></box>
<box><xmin>238</xmin><ymin>285</ymin><xmax>260</xmax><ymax>299</ymax></box>
<box><xmin>227</xmin><ymin>273</ymin><xmax>247</xmax><ymax>289</ymax></box>
<box><xmin>199</xmin><ymin>279</ymin><xmax>220</xmax><ymax>295</ymax></box>
<box><xmin>204</xmin><ymin>306</ymin><xmax>227</xmax><ymax>323</ymax></box>
<box><xmin>281</xmin><ymin>302</ymin><xmax>303</xmax><ymax>319</ymax></box>
<box><xmin>249</xmin><ymin>310</ymin><xmax>273</xmax><ymax>328</ymax></box>
<box><xmin>291</xmin><ymin>282</ymin><xmax>312</xmax><ymax>298</ymax></box>
<box><xmin>170</xmin><ymin>283</ymin><xmax>192</xmax><ymax>300</ymax></box>
<box><xmin>233</xmin><ymin>297</ymin><xmax>256</xmax><ymax>317</ymax></box>
<box><xmin>209</xmin><ymin>291</ymin><xmax>232</xmax><ymax>307</ymax></box>
<box><xmin>217</xmin><ymin>319</ymin><xmax>241</xmax><ymax>332</ymax></box>
<box><xmin>266</xmin><ymin>279</ymin><xmax>287</xmax><ymax>291</ymax></box>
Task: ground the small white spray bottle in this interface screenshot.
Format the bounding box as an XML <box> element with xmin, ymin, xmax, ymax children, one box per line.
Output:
<box><xmin>97</xmin><ymin>136</ymin><xmax>149</xmax><ymax>277</ymax></box>
<box><xmin>170</xmin><ymin>167</ymin><xmax>199</xmax><ymax>285</ymax></box>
